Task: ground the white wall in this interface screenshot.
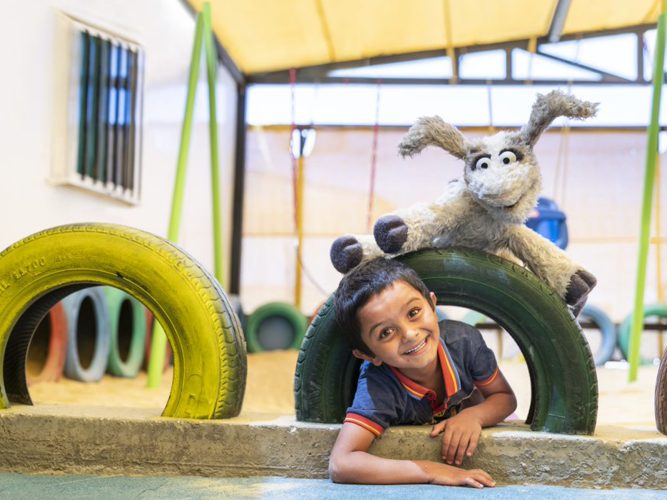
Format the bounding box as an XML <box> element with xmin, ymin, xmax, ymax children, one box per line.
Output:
<box><xmin>0</xmin><ymin>0</ymin><xmax>238</xmax><ymax>287</ymax></box>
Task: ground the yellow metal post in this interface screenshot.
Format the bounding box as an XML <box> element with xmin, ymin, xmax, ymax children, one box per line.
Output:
<box><xmin>294</xmin><ymin>155</ymin><xmax>305</xmax><ymax>310</ymax></box>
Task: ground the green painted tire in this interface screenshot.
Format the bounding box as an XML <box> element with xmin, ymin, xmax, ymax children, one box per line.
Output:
<box><xmin>104</xmin><ymin>287</ymin><xmax>147</xmax><ymax>378</ymax></box>
<box><xmin>618</xmin><ymin>303</ymin><xmax>667</xmax><ymax>365</ymax></box>
<box><xmin>0</xmin><ymin>223</ymin><xmax>246</xmax><ymax>419</ymax></box>
<box><xmin>246</xmin><ymin>302</ymin><xmax>307</xmax><ymax>353</ymax></box>
<box><xmin>294</xmin><ymin>248</ymin><xmax>598</xmax><ymax>434</ymax></box>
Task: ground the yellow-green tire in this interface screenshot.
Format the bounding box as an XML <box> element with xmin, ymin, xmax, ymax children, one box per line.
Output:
<box><xmin>0</xmin><ymin>223</ymin><xmax>246</xmax><ymax>419</ymax></box>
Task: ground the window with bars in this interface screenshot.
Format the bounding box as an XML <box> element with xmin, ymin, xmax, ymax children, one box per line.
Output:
<box><xmin>51</xmin><ymin>15</ymin><xmax>144</xmax><ymax>204</ymax></box>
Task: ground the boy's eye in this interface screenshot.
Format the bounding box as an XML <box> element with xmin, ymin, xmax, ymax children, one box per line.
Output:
<box><xmin>379</xmin><ymin>328</ymin><xmax>395</xmax><ymax>340</ymax></box>
<box><xmin>408</xmin><ymin>307</ymin><xmax>421</xmax><ymax>319</ymax></box>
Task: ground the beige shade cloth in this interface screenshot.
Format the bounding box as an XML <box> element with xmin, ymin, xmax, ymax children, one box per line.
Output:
<box><xmin>187</xmin><ymin>0</ymin><xmax>662</xmax><ymax>74</ymax></box>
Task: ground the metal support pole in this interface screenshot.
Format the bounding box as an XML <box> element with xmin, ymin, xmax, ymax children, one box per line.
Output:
<box><xmin>147</xmin><ymin>11</ymin><xmax>204</xmax><ymax>389</ymax></box>
<box><xmin>628</xmin><ymin>0</ymin><xmax>667</xmax><ymax>382</ymax></box>
<box><xmin>294</xmin><ymin>154</ymin><xmax>305</xmax><ymax>310</ymax></box>
<box><xmin>203</xmin><ymin>3</ymin><xmax>224</xmax><ymax>286</ymax></box>
<box><xmin>229</xmin><ymin>85</ymin><xmax>247</xmax><ymax>295</ymax></box>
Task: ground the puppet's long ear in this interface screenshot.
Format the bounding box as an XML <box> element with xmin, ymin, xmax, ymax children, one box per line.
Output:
<box><xmin>520</xmin><ymin>90</ymin><xmax>598</xmax><ymax>147</ymax></box>
<box><xmin>398</xmin><ymin>116</ymin><xmax>469</xmax><ymax>160</ymax></box>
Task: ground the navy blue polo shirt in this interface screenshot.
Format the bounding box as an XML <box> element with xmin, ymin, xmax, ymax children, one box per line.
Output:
<box><xmin>344</xmin><ymin>320</ymin><xmax>499</xmax><ymax>437</ymax></box>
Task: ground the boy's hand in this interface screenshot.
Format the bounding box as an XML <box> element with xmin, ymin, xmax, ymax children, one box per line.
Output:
<box><xmin>414</xmin><ymin>460</ymin><xmax>495</xmax><ymax>488</ymax></box>
<box><xmin>430</xmin><ymin>414</ymin><xmax>482</xmax><ymax>465</ymax></box>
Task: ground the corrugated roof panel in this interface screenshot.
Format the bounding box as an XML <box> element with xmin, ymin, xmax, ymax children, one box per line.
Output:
<box><xmin>192</xmin><ymin>0</ymin><xmax>333</xmax><ymax>73</ymax></box>
<box><xmin>188</xmin><ymin>0</ymin><xmax>662</xmax><ymax>74</ymax></box>
<box><xmin>564</xmin><ymin>0</ymin><xmax>660</xmax><ymax>34</ymax></box>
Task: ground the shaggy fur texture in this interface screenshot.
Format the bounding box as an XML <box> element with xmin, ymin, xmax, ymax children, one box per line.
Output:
<box><xmin>330</xmin><ymin>90</ymin><xmax>598</xmax><ymax>315</ymax></box>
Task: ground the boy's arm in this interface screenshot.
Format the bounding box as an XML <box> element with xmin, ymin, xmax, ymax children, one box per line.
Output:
<box><xmin>329</xmin><ymin>422</ymin><xmax>495</xmax><ymax>487</ymax></box>
<box><xmin>431</xmin><ymin>369</ymin><xmax>517</xmax><ymax>465</ymax></box>
<box><xmin>462</xmin><ymin>369</ymin><xmax>517</xmax><ymax>427</ymax></box>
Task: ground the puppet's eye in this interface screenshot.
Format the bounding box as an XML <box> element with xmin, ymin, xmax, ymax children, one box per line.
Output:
<box><xmin>499</xmin><ymin>150</ymin><xmax>517</xmax><ymax>165</ymax></box>
<box><xmin>475</xmin><ymin>157</ymin><xmax>491</xmax><ymax>170</ymax></box>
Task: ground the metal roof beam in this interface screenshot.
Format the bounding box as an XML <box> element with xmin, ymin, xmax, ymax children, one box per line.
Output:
<box><xmin>548</xmin><ymin>0</ymin><xmax>572</xmax><ymax>43</ymax></box>
<box><xmin>534</xmin><ymin>50</ymin><xmax>636</xmax><ymax>83</ymax></box>
<box><xmin>247</xmin><ymin>24</ymin><xmax>655</xmax><ymax>84</ymax></box>
<box><xmin>246</xmin><ymin>75</ymin><xmax>650</xmax><ymax>86</ymax></box>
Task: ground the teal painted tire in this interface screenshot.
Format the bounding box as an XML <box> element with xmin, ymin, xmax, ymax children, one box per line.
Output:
<box><xmin>579</xmin><ymin>304</ymin><xmax>617</xmax><ymax>367</ymax></box>
<box><xmin>294</xmin><ymin>248</ymin><xmax>598</xmax><ymax>435</ymax></box>
<box><xmin>105</xmin><ymin>287</ymin><xmax>146</xmax><ymax>378</ymax></box>
<box><xmin>618</xmin><ymin>303</ymin><xmax>667</xmax><ymax>364</ymax></box>
<box><xmin>246</xmin><ymin>302</ymin><xmax>307</xmax><ymax>353</ymax></box>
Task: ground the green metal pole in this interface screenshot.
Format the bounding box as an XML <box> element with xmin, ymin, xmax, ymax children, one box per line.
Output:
<box><xmin>628</xmin><ymin>1</ymin><xmax>667</xmax><ymax>382</ymax></box>
<box><xmin>147</xmin><ymin>12</ymin><xmax>205</xmax><ymax>389</ymax></box>
<box><xmin>203</xmin><ymin>3</ymin><xmax>225</xmax><ymax>286</ymax></box>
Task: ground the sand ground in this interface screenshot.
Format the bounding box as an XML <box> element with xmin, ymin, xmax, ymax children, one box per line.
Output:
<box><xmin>27</xmin><ymin>351</ymin><xmax>660</xmax><ymax>431</ymax></box>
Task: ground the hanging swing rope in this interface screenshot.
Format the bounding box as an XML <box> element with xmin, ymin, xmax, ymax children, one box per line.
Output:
<box><xmin>443</xmin><ymin>0</ymin><xmax>457</xmax><ymax>84</ymax></box>
<box><xmin>286</xmin><ymin>74</ymin><xmax>331</xmax><ymax>304</ymax></box>
<box><xmin>289</xmin><ymin>68</ymin><xmax>299</xmax><ymax>229</ymax></box>
<box><xmin>554</xmin><ymin>37</ymin><xmax>581</xmax><ymax>206</ymax></box>
<box><xmin>485</xmin><ymin>81</ymin><xmax>504</xmax><ymax>357</ymax></box>
<box><xmin>287</xmin><ymin>68</ymin><xmax>305</xmax><ymax>309</ymax></box>
<box><xmin>486</xmin><ymin>81</ymin><xmax>496</xmax><ymax>134</ymax></box>
<box><xmin>366</xmin><ymin>80</ymin><xmax>381</xmax><ymax>233</ymax></box>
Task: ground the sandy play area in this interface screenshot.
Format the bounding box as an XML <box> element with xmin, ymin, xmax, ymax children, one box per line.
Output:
<box><xmin>27</xmin><ymin>350</ymin><xmax>660</xmax><ymax>430</ymax></box>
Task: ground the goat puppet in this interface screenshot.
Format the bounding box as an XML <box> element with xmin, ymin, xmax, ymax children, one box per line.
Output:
<box><xmin>330</xmin><ymin>90</ymin><xmax>597</xmax><ymax>316</ymax></box>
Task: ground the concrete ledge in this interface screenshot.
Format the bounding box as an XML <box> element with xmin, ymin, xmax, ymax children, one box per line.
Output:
<box><xmin>0</xmin><ymin>405</ymin><xmax>665</xmax><ymax>489</ymax></box>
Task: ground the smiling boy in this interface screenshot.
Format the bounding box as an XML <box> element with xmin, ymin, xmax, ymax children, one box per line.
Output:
<box><xmin>329</xmin><ymin>257</ymin><xmax>517</xmax><ymax>488</ymax></box>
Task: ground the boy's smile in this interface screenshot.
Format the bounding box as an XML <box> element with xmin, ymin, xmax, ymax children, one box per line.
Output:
<box><xmin>355</xmin><ymin>280</ymin><xmax>440</xmax><ymax>384</ymax></box>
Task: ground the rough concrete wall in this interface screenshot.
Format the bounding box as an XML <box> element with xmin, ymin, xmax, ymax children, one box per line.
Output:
<box><xmin>1</xmin><ymin>409</ymin><xmax>666</xmax><ymax>489</ymax></box>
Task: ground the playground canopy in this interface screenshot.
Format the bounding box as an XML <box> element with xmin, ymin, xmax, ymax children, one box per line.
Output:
<box><xmin>186</xmin><ymin>0</ymin><xmax>662</xmax><ymax>75</ymax></box>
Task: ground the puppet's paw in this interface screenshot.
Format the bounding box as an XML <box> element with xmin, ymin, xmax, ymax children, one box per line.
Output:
<box><xmin>565</xmin><ymin>270</ymin><xmax>597</xmax><ymax>317</ymax></box>
<box><xmin>330</xmin><ymin>235</ymin><xmax>363</xmax><ymax>273</ymax></box>
<box><xmin>374</xmin><ymin>215</ymin><xmax>408</xmax><ymax>254</ymax></box>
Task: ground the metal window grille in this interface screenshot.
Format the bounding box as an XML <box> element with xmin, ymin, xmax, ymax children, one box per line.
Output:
<box><xmin>52</xmin><ymin>15</ymin><xmax>144</xmax><ymax>204</ymax></box>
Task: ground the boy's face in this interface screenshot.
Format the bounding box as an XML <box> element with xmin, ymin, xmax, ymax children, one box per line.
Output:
<box><xmin>354</xmin><ymin>280</ymin><xmax>440</xmax><ymax>375</ymax></box>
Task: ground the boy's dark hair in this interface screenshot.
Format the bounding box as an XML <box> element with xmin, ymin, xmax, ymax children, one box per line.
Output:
<box><xmin>333</xmin><ymin>257</ymin><xmax>433</xmax><ymax>356</ymax></box>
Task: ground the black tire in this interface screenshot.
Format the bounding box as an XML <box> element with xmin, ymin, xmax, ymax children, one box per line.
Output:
<box><xmin>294</xmin><ymin>248</ymin><xmax>598</xmax><ymax>435</ymax></box>
<box><xmin>579</xmin><ymin>304</ymin><xmax>617</xmax><ymax>367</ymax></box>
<box><xmin>655</xmin><ymin>346</ymin><xmax>667</xmax><ymax>435</ymax></box>
<box><xmin>228</xmin><ymin>294</ymin><xmax>248</xmax><ymax>333</ymax></box>
<box><xmin>246</xmin><ymin>302</ymin><xmax>307</xmax><ymax>353</ymax></box>
<box><xmin>0</xmin><ymin>223</ymin><xmax>246</xmax><ymax>419</ymax></box>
